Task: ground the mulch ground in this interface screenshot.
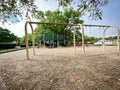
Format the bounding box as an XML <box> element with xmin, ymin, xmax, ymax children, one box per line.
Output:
<box><xmin>0</xmin><ymin>46</ymin><xmax>120</xmax><ymax>90</ymax></box>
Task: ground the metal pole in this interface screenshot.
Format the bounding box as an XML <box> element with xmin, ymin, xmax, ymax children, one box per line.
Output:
<box><xmin>81</xmin><ymin>25</ymin><xmax>85</xmax><ymax>54</ymax></box>
<box><xmin>25</xmin><ymin>22</ymin><xmax>29</xmax><ymax>60</ymax></box>
<box><xmin>29</xmin><ymin>23</ymin><xmax>35</xmax><ymax>56</ymax></box>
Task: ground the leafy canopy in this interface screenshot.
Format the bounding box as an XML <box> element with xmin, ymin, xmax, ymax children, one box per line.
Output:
<box><xmin>0</xmin><ymin>27</ymin><xmax>17</xmax><ymax>42</ymax></box>
<box><xmin>0</xmin><ymin>0</ymin><xmax>37</xmax><ymax>23</ymax></box>
<box><xmin>19</xmin><ymin>34</ymin><xmax>32</xmax><ymax>44</ymax></box>
<box><xmin>0</xmin><ymin>0</ymin><xmax>108</xmax><ymax>23</ymax></box>
<box><xmin>59</xmin><ymin>0</ymin><xmax>109</xmax><ymax>20</ymax></box>
<box><xmin>35</xmin><ymin>8</ymin><xmax>83</xmax><ymax>43</ymax></box>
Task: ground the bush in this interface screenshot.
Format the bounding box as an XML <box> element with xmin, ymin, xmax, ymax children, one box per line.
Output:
<box><xmin>20</xmin><ymin>44</ymin><xmax>33</xmax><ymax>48</ymax></box>
<box><xmin>0</xmin><ymin>43</ymin><xmax>16</xmax><ymax>49</ymax></box>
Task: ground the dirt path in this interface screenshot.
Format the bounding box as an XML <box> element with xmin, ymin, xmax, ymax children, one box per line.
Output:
<box><xmin>0</xmin><ymin>46</ymin><xmax>120</xmax><ymax>90</ymax></box>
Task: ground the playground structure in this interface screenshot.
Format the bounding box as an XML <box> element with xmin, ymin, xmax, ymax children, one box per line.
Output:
<box><xmin>38</xmin><ymin>35</ymin><xmax>66</xmax><ymax>48</ymax></box>
<box><xmin>24</xmin><ymin>22</ymin><xmax>120</xmax><ymax>60</ymax></box>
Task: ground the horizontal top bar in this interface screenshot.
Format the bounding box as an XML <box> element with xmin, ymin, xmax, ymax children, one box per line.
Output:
<box><xmin>27</xmin><ymin>21</ymin><xmax>113</xmax><ymax>27</ymax></box>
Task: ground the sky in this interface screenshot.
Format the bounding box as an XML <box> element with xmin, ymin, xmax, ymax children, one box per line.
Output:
<box><xmin>0</xmin><ymin>0</ymin><xmax>120</xmax><ymax>37</ymax></box>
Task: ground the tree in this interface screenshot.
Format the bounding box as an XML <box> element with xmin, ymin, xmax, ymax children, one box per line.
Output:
<box><xmin>0</xmin><ymin>27</ymin><xmax>17</xmax><ymax>43</ymax></box>
<box><xmin>105</xmin><ymin>36</ymin><xmax>117</xmax><ymax>40</ymax></box>
<box><xmin>0</xmin><ymin>0</ymin><xmax>108</xmax><ymax>23</ymax></box>
<box><xmin>0</xmin><ymin>0</ymin><xmax>37</xmax><ymax>23</ymax></box>
<box><xmin>35</xmin><ymin>9</ymin><xmax>83</xmax><ymax>43</ymax></box>
<box><xmin>19</xmin><ymin>37</ymin><xmax>25</xmax><ymax>44</ymax></box>
<box><xmin>85</xmin><ymin>36</ymin><xmax>100</xmax><ymax>44</ymax></box>
<box><xmin>19</xmin><ymin>34</ymin><xmax>32</xmax><ymax>44</ymax></box>
<box><xmin>59</xmin><ymin>0</ymin><xmax>109</xmax><ymax>20</ymax></box>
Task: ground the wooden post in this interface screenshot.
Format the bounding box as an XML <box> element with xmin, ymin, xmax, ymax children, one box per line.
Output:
<box><xmin>81</xmin><ymin>25</ymin><xmax>85</xmax><ymax>54</ymax></box>
<box><xmin>40</xmin><ymin>40</ymin><xmax>41</xmax><ymax>48</ymax></box>
<box><xmin>25</xmin><ymin>22</ymin><xmax>29</xmax><ymax>60</ymax></box>
<box><xmin>116</xmin><ymin>27</ymin><xmax>120</xmax><ymax>52</ymax></box>
<box><xmin>29</xmin><ymin>23</ymin><xmax>35</xmax><ymax>56</ymax></box>
<box><xmin>103</xmin><ymin>27</ymin><xmax>105</xmax><ymax>50</ymax></box>
<box><xmin>57</xmin><ymin>34</ymin><xmax>59</xmax><ymax>48</ymax></box>
<box><xmin>53</xmin><ymin>35</ymin><xmax>54</xmax><ymax>48</ymax></box>
<box><xmin>73</xmin><ymin>26</ymin><xmax>76</xmax><ymax>54</ymax></box>
<box><xmin>43</xmin><ymin>35</ymin><xmax>45</xmax><ymax>48</ymax></box>
<box><xmin>103</xmin><ymin>27</ymin><xmax>109</xmax><ymax>50</ymax></box>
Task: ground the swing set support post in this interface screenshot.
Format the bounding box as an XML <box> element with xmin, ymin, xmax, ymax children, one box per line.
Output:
<box><xmin>103</xmin><ymin>26</ymin><xmax>120</xmax><ymax>52</ymax></box>
<box><xmin>57</xmin><ymin>34</ymin><xmax>59</xmax><ymax>48</ymax></box>
<box><xmin>81</xmin><ymin>25</ymin><xmax>85</xmax><ymax>54</ymax></box>
<box><xmin>25</xmin><ymin>22</ymin><xmax>29</xmax><ymax>60</ymax></box>
<box><xmin>73</xmin><ymin>26</ymin><xmax>76</xmax><ymax>54</ymax></box>
<box><xmin>29</xmin><ymin>23</ymin><xmax>35</xmax><ymax>56</ymax></box>
<box><xmin>43</xmin><ymin>35</ymin><xmax>45</xmax><ymax>48</ymax></box>
<box><xmin>53</xmin><ymin>35</ymin><xmax>54</xmax><ymax>48</ymax></box>
<box><xmin>103</xmin><ymin>27</ymin><xmax>109</xmax><ymax>50</ymax></box>
<box><xmin>116</xmin><ymin>27</ymin><xmax>120</xmax><ymax>52</ymax></box>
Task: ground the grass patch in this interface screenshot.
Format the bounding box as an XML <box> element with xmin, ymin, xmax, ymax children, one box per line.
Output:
<box><xmin>0</xmin><ymin>48</ymin><xmax>23</xmax><ymax>54</ymax></box>
<box><xmin>105</xmin><ymin>44</ymin><xmax>117</xmax><ymax>46</ymax></box>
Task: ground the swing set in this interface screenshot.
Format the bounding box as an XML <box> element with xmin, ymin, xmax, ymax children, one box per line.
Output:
<box><xmin>24</xmin><ymin>22</ymin><xmax>120</xmax><ymax>60</ymax></box>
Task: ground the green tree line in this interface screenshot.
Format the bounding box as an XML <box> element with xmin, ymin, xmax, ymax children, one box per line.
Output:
<box><xmin>0</xmin><ymin>27</ymin><xmax>17</xmax><ymax>43</ymax></box>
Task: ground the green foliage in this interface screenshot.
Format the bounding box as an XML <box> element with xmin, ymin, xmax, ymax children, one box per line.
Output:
<box><xmin>0</xmin><ymin>27</ymin><xmax>17</xmax><ymax>43</ymax></box>
<box><xmin>0</xmin><ymin>0</ymin><xmax>37</xmax><ymax>23</ymax></box>
<box><xmin>105</xmin><ymin>36</ymin><xmax>117</xmax><ymax>40</ymax></box>
<box><xmin>35</xmin><ymin>9</ymin><xmax>83</xmax><ymax>43</ymax></box>
<box><xmin>93</xmin><ymin>37</ymin><xmax>101</xmax><ymax>42</ymax></box>
<box><xmin>59</xmin><ymin>0</ymin><xmax>109</xmax><ymax>20</ymax></box>
<box><xmin>19</xmin><ymin>37</ymin><xmax>25</xmax><ymax>44</ymax></box>
<box><xmin>85</xmin><ymin>36</ymin><xmax>100</xmax><ymax>43</ymax></box>
<box><xmin>76</xmin><ymin>30</ymin><xmax>82</xmax><ymax>42</ymax></box>
<box><xmin>19</xmin><ymin>34</ymin><xmax>32</xmax><ymax>44</ymax></box>
<box><xmin>0</xmin><ymin>0</ymin><xmax>109</xmax><ymax>23</ymax></box>
<box><xmin>58</xmin><ymin>0</ymin><xmax>72</xmax><ymax>7</ymax></box>
<box><xmin>28</xmin><ymin>34</ymin><xmax>32</xmax><ymax>44</ymax></box>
